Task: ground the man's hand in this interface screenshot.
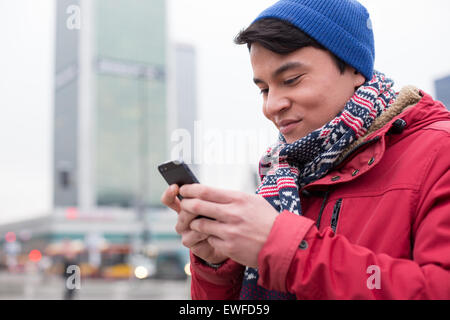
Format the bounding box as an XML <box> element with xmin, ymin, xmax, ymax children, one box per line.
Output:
<box><xmin>179</xmin><ymin>184</ymin><xmax>278</xmax><ymax>268</ymax></box>
<box><xmin>161</xmin><ymin>184</ymin><xmax>228</xmax><ymax>265</ymax></box>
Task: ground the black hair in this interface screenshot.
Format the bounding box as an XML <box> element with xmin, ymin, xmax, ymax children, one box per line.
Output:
<box><xmin>234</xmin><ymin>18</ymin><xmax>347</xmax><ymax>74</ymax></box>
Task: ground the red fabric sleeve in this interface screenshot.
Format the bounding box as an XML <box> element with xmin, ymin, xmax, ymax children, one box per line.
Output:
<box><xmin>257</xmin><ymin>211</ymin><xmax>315</xmax><ymax>292</ymax></box>
<box><xmin>190</xmin><ymin>252</ymin><xmax>245</xmax><ymax>300</ymax></box>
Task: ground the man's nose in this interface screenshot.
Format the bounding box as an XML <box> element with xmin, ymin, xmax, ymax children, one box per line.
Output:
<box><xmin>265</xmin><ymin>90</ymin><xmax>291</xmax><ymax>116</ymax></box>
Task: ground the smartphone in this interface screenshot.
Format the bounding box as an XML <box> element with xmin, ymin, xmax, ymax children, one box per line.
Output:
<box><xmin>158</xmin><ymin>160</ymin><xmax>199</xmax><ymax>201</ymax></box>
<box><xmin>159</xmin><ymin>161</ymin><xmax>213</xmax><ymax>220</ymax></box>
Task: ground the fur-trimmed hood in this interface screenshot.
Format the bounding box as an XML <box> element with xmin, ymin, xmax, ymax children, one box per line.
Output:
<box><xmin>338</xmin><ymin>85</ymin><xmax>423</xmax><ymax>163</ymax></box>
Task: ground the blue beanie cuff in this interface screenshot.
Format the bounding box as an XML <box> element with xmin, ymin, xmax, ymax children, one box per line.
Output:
<box><xmin>254</xmin><ymin>0</ymin><xmax>375</xmax><ymax>81</ymax></box>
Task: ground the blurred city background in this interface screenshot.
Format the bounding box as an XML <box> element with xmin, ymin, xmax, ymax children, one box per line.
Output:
<box><xmin>0</xmin><ymin>0</ymin><xmax>449</xmax><ymax>300</ymax></box>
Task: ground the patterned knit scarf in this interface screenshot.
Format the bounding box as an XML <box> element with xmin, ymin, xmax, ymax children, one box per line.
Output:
<box><xmin>239</xmin><ymin>70</ymin><xmax>397</xmax><ymax>300</ymax></box>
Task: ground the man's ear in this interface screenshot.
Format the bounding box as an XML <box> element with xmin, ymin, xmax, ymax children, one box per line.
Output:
<box><xmin>352</xmin><ymin>69</ymin><xmax>365</xmax><ymax>88</ymax></box>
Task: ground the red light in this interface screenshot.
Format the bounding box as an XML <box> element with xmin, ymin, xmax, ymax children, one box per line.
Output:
<box><xmin>29</xmin><ymin>250</ymin><xmax>42</xmax><ymax>262</ymax></box>
<box><xmin>66</xmin><ymin>207</ymin><xmax>78</xmax><ymax>220</ymax></box>
<box><xmin>5</xmin><ymin>232</ymin><xmax>16</xmax><ymax>243</ymax></box>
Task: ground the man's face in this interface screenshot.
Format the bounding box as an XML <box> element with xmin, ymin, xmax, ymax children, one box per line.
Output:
<box><xmin>250</xmin><ymin>43</ymin><xmax>365</xmax><ymax>143</ymax></box>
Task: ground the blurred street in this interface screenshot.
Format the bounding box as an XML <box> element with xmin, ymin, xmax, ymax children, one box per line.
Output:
<box><xmin>0</xmin><ymin>271</ymin><xmax>191</xmax><ymax>300</ymax></box>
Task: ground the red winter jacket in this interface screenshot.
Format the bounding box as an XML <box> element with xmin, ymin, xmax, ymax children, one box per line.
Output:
<box><xmin>190</xmin><ymin>86</ymin><xmax>450</xmax><ymax>300</ymax></box>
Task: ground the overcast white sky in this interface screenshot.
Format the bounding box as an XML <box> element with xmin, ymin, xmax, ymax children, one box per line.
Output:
<box><xmin>0</xmin><ymin>0</ymin><xmax>450</xmax><ymax>224</ymax></box>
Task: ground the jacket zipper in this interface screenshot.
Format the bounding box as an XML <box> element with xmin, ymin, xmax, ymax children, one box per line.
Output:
<box><xmin>331</xmin><ymin>198</ymin><xmax>343</xmax><ymax>232</ymax></box>
<box><xmin>315</xmin><ymin>190</ymin><xmax>330</xmax><ymax>230</ymax></box>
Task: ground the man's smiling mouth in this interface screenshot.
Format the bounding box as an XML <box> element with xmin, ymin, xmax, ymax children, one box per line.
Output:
<box><xmin>278</xmin><ymin>119</ymin><xmax>302</xmax><ymax>134</ymax></box>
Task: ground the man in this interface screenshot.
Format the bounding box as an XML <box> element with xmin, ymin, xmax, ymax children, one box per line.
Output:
<box><xmin>161</xmin><ymin>0</ymin><xmax>450</xmax><ymax>299</ymax></box>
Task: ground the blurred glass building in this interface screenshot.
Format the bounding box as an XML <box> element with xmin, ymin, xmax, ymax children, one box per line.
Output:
<box><xmin>54</xmin><ymin>0</ymin><xmax>168</xmax><ymax>212</ymax></box>
<box><xmin>435</xmin><ymin>75</ymin><xmax>450</xmax><ymax>110</ymax></box>
<box><xmin>1</xmin><ymin>0</ymin><xmax>198</xmax><ymax>284</ymax></box>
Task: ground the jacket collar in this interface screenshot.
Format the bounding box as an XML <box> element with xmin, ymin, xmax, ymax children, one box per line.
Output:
<box><xmin>337</xmin><ymin>85</ymin><xmax>422</xmax><ymax>163</ymax></box>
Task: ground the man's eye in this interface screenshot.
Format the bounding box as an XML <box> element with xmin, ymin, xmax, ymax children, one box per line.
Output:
<box><xmin>260</xmin><ymin>88</ymin><xmax>269</xmax><ymax>95</ymax></box>
<box><xmin>284</xmin><ymin>75</ymin><xmax>302</xmax><ymax>85</ymax></box>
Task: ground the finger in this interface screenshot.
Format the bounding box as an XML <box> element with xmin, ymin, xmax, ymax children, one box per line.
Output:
<box><xmin>180</xmin><ymin>230</ymin><xmax>209</xmax><ymax>249</ymax></box>
<box><xmin>180</xmin><ymin>197</ymin><xmax>226</xmax><ymax>221</ymax></box>
<box><xmin>175</xmin><ymin>210</ymin><xmax>198</xmax><ymax>234</ymax></box>
<box><xmin>190</xmin><ymin>239</ymin><xmax>214</xmax><ymax>260</ymax></box>
<box><xmin>179</xmin><ymin>184</ymin><xmax>240</xmax><ymax>204</ymax></box>
<box><xmin>206</xmin><ymin>235</ymin><xmax>227</xmax><ymax>253</ymax></box>
<box><xmin>161</xmin><ymin>184</ymin><xmax>181</xmax><ymax>212</ymax></box>
<box><xmin>161</xmin><ymin>185</ymin><xmax>177</xmax><ymax>206</ymax></box>
<box><xmin>190</xmin><ymin>217</ymin><xmax>224</xmax><ymax>239</ymax></box>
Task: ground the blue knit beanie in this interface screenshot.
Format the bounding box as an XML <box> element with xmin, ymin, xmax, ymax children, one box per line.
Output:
<box><xmin>254</xmin><ymin>0</ymin><xmax>375</xmax><ymax>80</ymax></box>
